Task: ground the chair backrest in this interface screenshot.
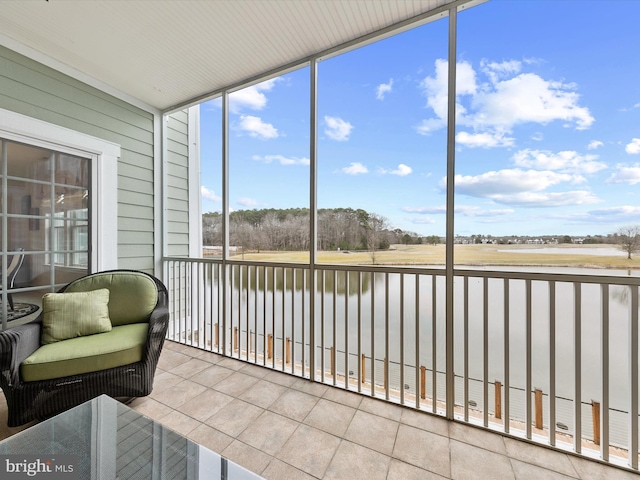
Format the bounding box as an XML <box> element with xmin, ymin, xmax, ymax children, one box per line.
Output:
<box><xmin>63</xmin><ymin>270</ymin><xmax>159</xmax><ymax>326</ymax></box>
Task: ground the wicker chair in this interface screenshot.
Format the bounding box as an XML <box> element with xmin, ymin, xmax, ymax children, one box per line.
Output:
<box><xmin>0</xmin><ymin>270</ymin><xmax>169</xmax><ymax>426</ymax></box>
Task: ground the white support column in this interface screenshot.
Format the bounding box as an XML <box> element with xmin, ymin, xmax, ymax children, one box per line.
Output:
<box><xmin>154</xmin><ymin>112</ymin><xmax>164</xmax><ymax>278</ymax></box>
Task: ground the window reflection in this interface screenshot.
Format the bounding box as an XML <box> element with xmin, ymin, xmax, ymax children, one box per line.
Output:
<box><xmin>0</xmin><ymin>139</ymin><xmax>91</xmax><ymax>312</ymax></box>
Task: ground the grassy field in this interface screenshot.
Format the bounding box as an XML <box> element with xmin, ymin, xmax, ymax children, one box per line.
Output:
<box><xmin>229</xmin><ymin>243</ymin><xmax>640</xmax><ymax>269</ymax></box>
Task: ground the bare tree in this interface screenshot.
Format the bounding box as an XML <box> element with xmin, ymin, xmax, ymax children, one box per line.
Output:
<box><xmin>360</xmin><ymin>212</ymin><xmax>389</xmax><ymax>264</ymax></box>
<box><xmin>230</xmin><ymin>219</ymin><xmax>253</xmax><ymax>259</ymax></box>
<box><xmin>202</xmin><ymin>213</ymin><xmax>222</xmax><ymax>246</ymax></box>
<box><xmin>616</xmin><ymin>224</ymin><xmax>640</xmax><ymax>259</ymax></box>
<box><xmin>261</xmin><ymin>212</ymin><xmax>280</xmax><ymax>250</ymax></box>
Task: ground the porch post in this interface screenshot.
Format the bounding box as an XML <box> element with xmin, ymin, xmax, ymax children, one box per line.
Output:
<box><xmin>222</xmin><ymin>91</ymin><xmax>230</xmax><ymax>356</ymax></box>
<box><xmin>309</xmin><ymin>58</ymin><xmax>318</xmax><ymax>381</ymax></box>
<box><xmin>445</xmin><ymin>5</ymin><xmax>458</xmax><ymax>420</ymax></box>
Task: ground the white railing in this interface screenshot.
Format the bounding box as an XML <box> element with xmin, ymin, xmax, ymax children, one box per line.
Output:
<box><xmin>163</xmin><ymin>257</ymin><xmax>640</xmax><ymax>471</ymax></box>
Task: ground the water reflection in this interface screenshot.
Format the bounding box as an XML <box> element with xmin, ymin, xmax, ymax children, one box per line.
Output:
<box><xmin>611</xmin><ymin>284</ymin><xmax>630</xmax><ymax>304</ymax></box>
<box><xmin>228</xmin><ymin>265</ymin><xmax>371</xmax><ymax>296</ymax></box>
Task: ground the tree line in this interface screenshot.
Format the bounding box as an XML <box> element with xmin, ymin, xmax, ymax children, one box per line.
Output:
<box><xmin>203</xmin><ymin>209</ymin><xmax>640</xmax><ymax>260</ymax></box>
<box><xmin>202</xmin><ymin>208</ymin><xmax>439</xmax><ymax>252</ymax></box>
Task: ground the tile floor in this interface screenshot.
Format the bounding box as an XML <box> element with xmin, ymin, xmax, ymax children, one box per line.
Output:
<box><xmin>0</xmin><ymin>340</ymin><xmax>637</xmax><ymax>479</ymax></box>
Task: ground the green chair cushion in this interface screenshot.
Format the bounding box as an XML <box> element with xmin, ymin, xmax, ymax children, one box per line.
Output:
<box><xmin>21</xmin><ymin>323</ymin><xmax>148</xmax><ymax>382</ymax></box>
<box><xmin>64</xmin><ymin>271</ymin><xmax>157</xmax><ymax>326</ymax></box>
<box><xmin>41</xmin><ymin>288</ymin><xmax>112</xmax><ymax>345</ymax></box>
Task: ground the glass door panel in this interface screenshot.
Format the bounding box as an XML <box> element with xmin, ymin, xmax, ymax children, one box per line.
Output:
<box><xmin>1</xmin><ymin>139</ymin><xmax>92</xmax><ymax>328</ymax></box>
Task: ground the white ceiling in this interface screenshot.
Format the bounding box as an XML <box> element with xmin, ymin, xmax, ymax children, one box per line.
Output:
<box><xmin>0</xmin><ymin>0</ymin><xmax>464</xmax><ymax>113</ymax></box>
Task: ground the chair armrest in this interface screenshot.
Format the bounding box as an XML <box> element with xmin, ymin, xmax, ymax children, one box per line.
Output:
<box><xmin>0</xmin><ymin>318</ymin><xmax>42</xmax><ymax>387</ymax></box>
<box><xmin>143</xmin><ymin>305</ymin><xmax>170</xmax><ymax>361</ymax></box>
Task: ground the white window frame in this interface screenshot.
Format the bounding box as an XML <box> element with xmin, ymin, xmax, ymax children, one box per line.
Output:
<box><xmin>0</xmin><ymin>108</ymin><xmax>119</xmax><ymax>271</ymax></box>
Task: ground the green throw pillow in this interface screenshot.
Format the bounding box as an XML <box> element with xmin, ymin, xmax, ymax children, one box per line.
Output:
<box><xmin>41</xmin><ymin>288</ymin><xmax>112</xmax><ymax>345</ymax></box>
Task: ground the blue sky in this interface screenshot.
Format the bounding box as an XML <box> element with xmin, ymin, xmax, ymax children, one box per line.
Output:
<box><xmin>200</xmin><ymin>0</ymin><xmax>640</xmax><ymax>238</ymax></box>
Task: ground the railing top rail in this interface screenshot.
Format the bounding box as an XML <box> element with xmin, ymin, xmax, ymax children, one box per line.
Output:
<box><xmin>454</xmin><ymin>268</ymin><xmax>640</xmax><ymax>286</ymax></box>
<box><xmin>162</xmin><ymin>257</ymin><xmax>447</xmax><ymax>275</ymax></box>
<box><xmin>162</xmin><ymin>257</ymin><xmax>640</xmax><ymax>286</ymax></box>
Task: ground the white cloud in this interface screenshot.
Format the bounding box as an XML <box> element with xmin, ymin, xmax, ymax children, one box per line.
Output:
<box><xmin>481</xmin><ymin>59</ymin><xmax>522</xmax><ymax>84</ymax></box>
<box><xmin>376</xmin><ymin>79</ymin><xmax>393</xmax><ymax>100</ymax></box>
<box><xmin>626</xmin><ymin>138</ymin><xmax>640</xmax><ymax>154</ymax></box>
<box><xmin>482</xmin><ymin>59</ymin><xmax>523</xmax><ymax>73</ymax></box>
<box><xmin>486</xmin><ymin>191</ymin><xmax>600</xmax><ymax>207</ymax></box>
<box><xmin>341</xmin><ymin>162</ymin><xmax>368</xmax><ymax>175</ymax></box>
<box><xmin>471</xmin><ymin>73</ymin><xmax>594</xmax><ymax>130</ymax></box>
<box><xmin>587</xmin><ymin>140</ymin><xmax>604</xmax><ymax>150</ymax></box>
<box><xmin>418</xmin><ymin>58</ymin><xmax>594</xmax><ymax>144</ymax></box>
<box><xmin>416</xmin><ymin>118</ymin><xmax>447</xmax><ymax>135</ymax></box>
<box><xmin>391</xmin><ymin>164</ymin><xmax>412</xmax><ymax>176</ymax></box>
<box><xmin>420</xmin><ymin>59</ymin><xmax>449</xmax><ymax>124</ymax></box>
<box><xmin>324</xmin><ymin>116</ymin><xmax>353</xmax><ymax>141</ymax></box>
<box><xmin>580</xmin><ymin>206</ymin><xmax>640</xmax><ymax>222</ymax></box>
<box><xmin>531</xmin><ymin>132</ymin><xmax>544</xmax><ymax>142</ymax></box>
<box><xmin>449</xmin><ymin>169</ymin><xmax>578</xmax><ymax>196</ymax></box>
<box><xmin>417</xmin><ymin>59</ymin><xmax>476</xmax><ymax>135</ymax></box>
<box><xmin>623</xmin><ymin>103</ymin><xmax>640</xmax><ymax>111</ymax></box>
<box><xmin>237</xmin><ymin>197</ymin><xmax>259</xmax><ymax>207</ymax></box>
<box><xmin>454</xmin><ymin>205</ymin><xmax>514</xmax><ymax>217</ymax></box>
<box><xmin>548</xmin><ymin>207</ymin><xmax>640</xmax><ymax>224</ymax></box>
<box><xmin>229</xmin><ymin>78</ymin><xmax>279</xmax><ymax>113</ymax></box>
<box><xmin>463</xmin><ymin>207</ymin><xmax>515</xmax><ymax>217</ymax></box>
<box><xmin>409</xmin><ymin>217</ymin><xmax>436</xmax><ymax>225</ymax></box>
<box><xmin>443</xmin><ymin>168</ymin><xmax>599</xmax><ymax>207</ymax></box>
<box><xmin>456</xmin><ymin>131</ymin><xmax>515</xmax><ymax>148</ymax></box>
<box><xmin>512</xmin><ymin>149</ymin><xmax>606</xmax><ymax>174</ymax></box>
<box><xmin>252</xmin><ymin>154</ymin><xmax>310</xmax><ymax>166</ymax></box>
<box><xmin>238</xmin><ymin>115</ymin><xmax>278</xmax><ymax>139</ymax></box>
<box><xmin>606</xmin><ymin>163</ymin><xmax>640</xmax><ymax>185</ymax></box>
<box><xmin>378</xmin><ymin>164</ymin><xmax>412</xmax><ymax>176</ymax></box>
<box><xmin>201</xmin><ymin>186</ymin><xmax>221</xmax><ymax>203</ymax></box>
<box><xmin>403</xmin><ymin>206</ymin><xmax>445</xmax><ymax>214</ymax></box>
<box><xmin>403</xmin><ymin>204</ymin><xmax>513</xmax><ymax>217</ymax></box>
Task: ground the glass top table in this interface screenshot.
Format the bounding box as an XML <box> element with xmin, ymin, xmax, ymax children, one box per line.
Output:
<box><xmin>0</xmin><ymin>395</ymin><xmax>262</xmax><ymax>479</ymax></box>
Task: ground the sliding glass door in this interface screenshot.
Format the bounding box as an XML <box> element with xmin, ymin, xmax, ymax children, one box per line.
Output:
<box><xmin>0</xmin><ymin>138</ymin><xmax>91</xmax><ymax>325</ymax></box>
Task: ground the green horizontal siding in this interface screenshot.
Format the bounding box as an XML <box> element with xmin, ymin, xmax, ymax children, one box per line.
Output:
<box><xmin>166</xmin><ymin>161</ymin><xmax>188</xmax><ymax>179</ymax></box>
<box><xmin>167</xmin><ymin>188</ymin><xmax>188</xmax><ymax>203</ymax></box>
<box><xmin>167</xmin><ymin>175</ymin><xmax>188</xmax><ymax>192</ymax></box>
<box><xmin>1</xmin><ymin>48</ymin><xmax>151</xmax><ymax>120</ymax></box>
<box><xmin>119</xmin><ymin>190</ymin><xmax>154</xmax><ymax>209</ymax></box>
<box><xmin>0</xmin><ymin>45</ymin><xmax>157</xmax><ymax>273</ymax></box>
<box><xmin>166</xmin><ymin>111</ymin><xmax>191</xmax><ymax>257</ymax></box>
<box><xmin>119</xmin><ymin>204</ymin><xmax>154</xmax><ymax>221</ymax></box>
<box><xmin>119</xmin><ymin>230</ymin><xmax>155</xmax><ymax>246</ymax></box>
<box><xmin>165</xmin><ymin>209</ymin><xmax>190</xmax><ymax>223</ymax></box>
